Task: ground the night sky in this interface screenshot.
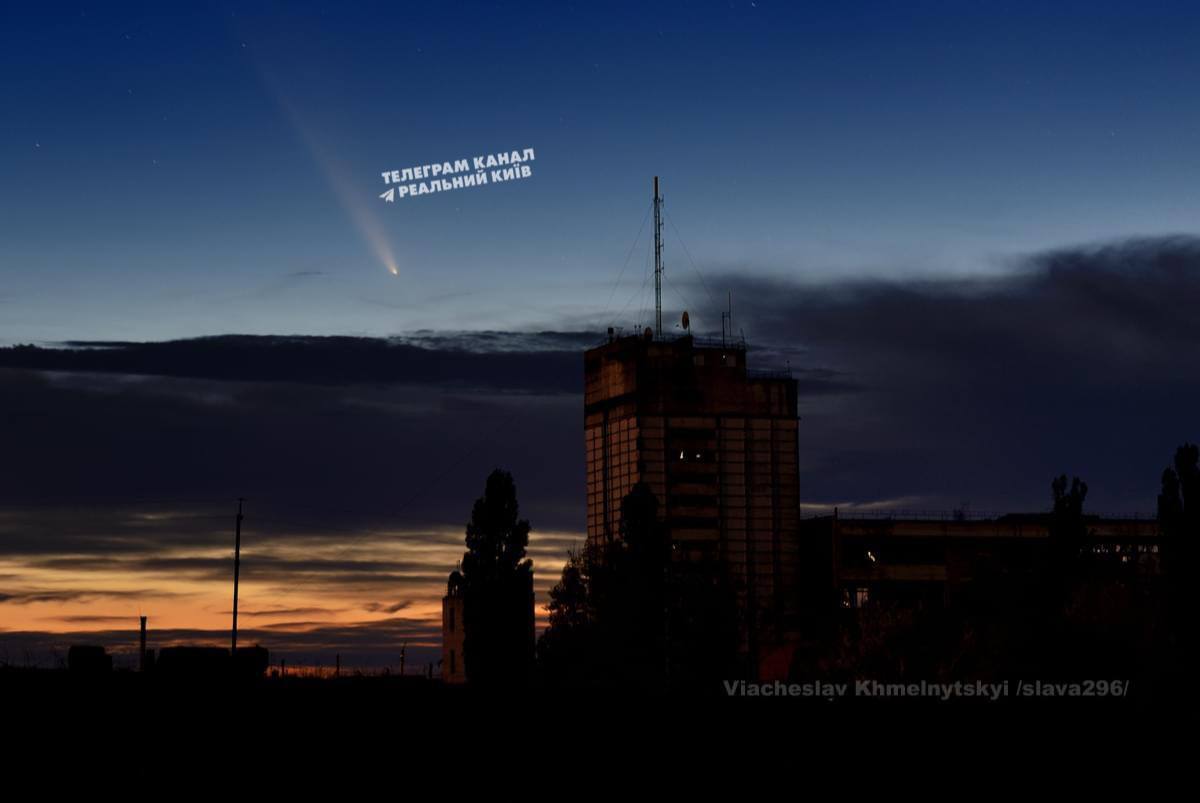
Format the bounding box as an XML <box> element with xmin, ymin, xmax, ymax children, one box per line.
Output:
<box><xmin>2</xmin><ymin>1</ymin><xmax>1198</xmax><ymax>669</ymax></box>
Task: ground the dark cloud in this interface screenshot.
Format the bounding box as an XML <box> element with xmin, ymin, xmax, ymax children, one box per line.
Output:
<box><xmin>0</xmin><ymin>333</ymin><xmax>585</xmax><ymax>394</ymax></box>
<box><xmin>0</xmin><ymin>366</ymin><xmax>584</xmax><ymax>533</ymax></box>
<box><xmin>21</xmin><ymin>554</ymin><xmax>450</xmax><ymax>593</ymax></box>
<box><xmin>364</xmin><ymin>600</ymin><xmax>412</xmax><ymax>614</ymax></box>
<box><xmin>389</xmin><ymin>330</ymin><xmax>598</xmax><ymax>354</ymax></box>
<box><xmin>45</xmin><ymin>615</ymin><xmax>141</xmax><ymax>624</ymax></box>
<box><xmin>0</xmin><ymin>589</ymin><xmax>186</xmax><ymax>605</ymax></box>
<box><xmin>694</xmin><ymin>235</ymin><xmax>1200</xmax><ymax>513</ymax></box>
<box><xmin>220</xmin><ymin>607</ymin><xmax>345</xmax><ymax>618</ymax></box>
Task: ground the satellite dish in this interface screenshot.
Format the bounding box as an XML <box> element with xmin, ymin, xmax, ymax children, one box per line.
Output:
<box><xmin>681</xmin><ymin>311</ymin><xmax>690</xmax><ymax>331</ymax></box>
<box><xmin>643</xmin><ymin>326</ymin><xmax>654</xmax><ymax>341</ymax></box>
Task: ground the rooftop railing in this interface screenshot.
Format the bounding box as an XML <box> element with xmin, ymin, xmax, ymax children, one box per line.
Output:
<box><xmin>746</xmin><ymin>367</ymin><xmax>793</xmax><ymax>380</ymax></box>
<box><xmin>595</xmin><ymin>330</ymin><xmax>747</xmax><ymax>349</ymax></box>
<box><xmin>799</xmin><ymin>508</ymin><xmax>1157</xmax><ymax>522</ymax></box>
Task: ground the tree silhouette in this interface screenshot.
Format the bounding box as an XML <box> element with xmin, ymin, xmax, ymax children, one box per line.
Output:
<box><xmin>1158</xmin><ymin>443</ymin><xmax>1197</xmax><ymax>584</ymax></box>
<box><xmin>537</xmin><ymin>548</ymin><xmax>594</xmax><ymax>686</ymax></box>
<box><xmin>1048</xmin><ymin>474</ymin><xmax>1089</xmax><ymax>581</ymax></box>
<box><xmin>460</xmin><ymin>469</ymin><xmax>534</xmax><ymax>686</ymax></box>
<box><xmin>611</xmin><ymin>482</ymin><xmax>669</xmax><ymax>686</ymax></box>
<box><xmin>663</xmin><ymin>548</ymin><xmax>740</xmax><ymax>689</ymax></box>
<box><xmin>1158</xmin><ymin>443</ymin><xmax>1196</xmax><ymax>661</ymax></box>
<box><xmin>538</xmin><ymin>482</ymin><xmax>739</xmax><ymax>691</ymax></box>
<box><xmin>545</xmin><ymin>550</ymin><xmax>589</xmax><ymax>633</ymax></box>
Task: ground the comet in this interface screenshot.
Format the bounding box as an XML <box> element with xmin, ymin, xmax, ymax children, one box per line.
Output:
<box><xmin>257</xmin><ymin>66</ymin><xmax>400</xmax><ymax>277</ymax></box>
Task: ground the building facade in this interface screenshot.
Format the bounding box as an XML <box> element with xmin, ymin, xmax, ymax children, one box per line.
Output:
<box><xmin>584</xmin><ymin>330</ymin><xmax>799</xmax><ymax>676</ymax></box>
<box><xmin>801</xmin><ymin>512</ymin><xmax>1161</xmax><ymax>609</ymax></box>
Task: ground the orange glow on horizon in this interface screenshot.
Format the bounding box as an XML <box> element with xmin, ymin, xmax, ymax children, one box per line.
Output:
<box><xmin>0</xmin><ymin>515</ymin><xmax>577</xmax><ymax>659</ymax></box>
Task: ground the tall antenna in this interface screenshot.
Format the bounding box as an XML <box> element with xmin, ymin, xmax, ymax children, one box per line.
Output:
<box><xmin>653</xmin><ymin>176</ymin><xmax>664</xmax><ymax>339</ymax></box>
<box><xmin>231</xmin><ymin>497</ymin><xmax>244</xmax><ymax>654</ymax></box>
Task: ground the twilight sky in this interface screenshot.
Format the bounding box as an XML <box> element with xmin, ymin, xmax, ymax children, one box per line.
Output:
<box><xmin>2</xmin><ymin>1</ymin><xmax>1199</xmax><ymax>668</ymax></box>
<box><xmin>5</xmin><ymin>1</ymin><xmax>1200</xmax><ymax>340</ymax></box>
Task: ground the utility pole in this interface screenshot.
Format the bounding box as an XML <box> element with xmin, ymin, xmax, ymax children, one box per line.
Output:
<box><xmin>653</xmin><ymin>176</ymin><xmax>664</xmax><ymax>339</ymax></box>
<box><xmin>231</xmin><ymin>497</ymin><xmax>244</xmax><ymax>655</ymax></box>
<box><xmin>139</xmin><ymin>616</ymin><xmax>147</xmax><ymax>672</ymax></box>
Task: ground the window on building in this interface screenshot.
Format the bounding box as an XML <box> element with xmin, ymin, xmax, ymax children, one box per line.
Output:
<box><xmin>855</xmin><ymin>587</ymin><xmax>871</xmax><ymax>608</ymax></box>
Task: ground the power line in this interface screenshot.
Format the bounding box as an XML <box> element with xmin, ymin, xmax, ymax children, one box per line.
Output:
<box><xmin>665</xmin><ymin>209</ymin><xmax>719</xmax><ymax>311</ymax></box>
<box><xmin>599</xmin><ymin>200</ymin><xmax>652</xmax><ymax>322</ymax></box>
<box><xmin>610</xmin><ymin>228</ymin><xmax>654</xmax><ymax>331</ymax></box>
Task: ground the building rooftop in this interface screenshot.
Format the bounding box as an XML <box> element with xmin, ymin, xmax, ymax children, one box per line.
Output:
<box><xmin>585</xmin><ymin>332</ymin><xmax>796</xmax><ymax>418</ymax></box>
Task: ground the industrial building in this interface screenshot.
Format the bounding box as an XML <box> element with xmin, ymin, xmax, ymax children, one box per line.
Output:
<box><xmin>802</xmin><ymin>511</ymin><xmax>1160</xmax><ymax>610</ymax></box>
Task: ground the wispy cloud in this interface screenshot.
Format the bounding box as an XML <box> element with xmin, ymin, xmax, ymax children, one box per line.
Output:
<box><xmin>364</xmin><ymin>600</ymin><xmax>412</xmax><ymax>614</ymax></box>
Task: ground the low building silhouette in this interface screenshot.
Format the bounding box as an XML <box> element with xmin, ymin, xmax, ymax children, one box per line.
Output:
<box><xmin>801</xmin><ymin>511</ymin><xmax>1160</xmax><ymax>609</ymax></box>
<box><xmin>155</xmin><ymin>645</ymin><xmax>269</xmax><ymax>679</ymax></box>
<box><xmin>441</xmin><ymin>571</ymin><xmax>466</xmax><ymax>684</ymax></box>
<box><xmin>67</xmin><ymin>645</ymin><xmax>112</xmax><ymax>674</ymax></box>
<box><xmin>233</xmin><ymin>645</ymin><xmax>270</xmax><ymax>677</ymax></box>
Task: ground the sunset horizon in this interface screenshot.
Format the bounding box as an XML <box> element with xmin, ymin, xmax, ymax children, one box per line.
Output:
<box><xmin>2</xmin><ymin>1</ymin><xmax>1194</xmax><ymax>706</ymax></box>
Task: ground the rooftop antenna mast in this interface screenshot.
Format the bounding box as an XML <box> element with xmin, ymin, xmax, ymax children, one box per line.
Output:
<box><xmin>653</xmin><ymin>176</ymin><xmax>664</xmax><ymax>339</ymax></box>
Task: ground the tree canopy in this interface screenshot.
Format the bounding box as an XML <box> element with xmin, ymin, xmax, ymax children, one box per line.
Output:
<box><xmin>460</xmin><ymin>468</ymin><xmax>534</xmax><ymax>686</ymax></box>
<box><xmin>538</xmin><ymin>482</ymin><xmax>739</xmax><ymax>691</ymax></box>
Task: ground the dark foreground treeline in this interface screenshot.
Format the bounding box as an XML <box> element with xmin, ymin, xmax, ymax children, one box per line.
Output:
<box><xmin>528</xmin><ymin>446</ymin><xmax>1196</xmax><ymax>702</ymax></box>
<box><xmin>5</xmin><ymin>450</ymin><xmax>1191</xmax><ymax>705</ymax></box>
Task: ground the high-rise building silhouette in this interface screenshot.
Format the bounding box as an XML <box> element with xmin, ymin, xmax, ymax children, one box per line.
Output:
<box><xmin>584</xmin><ymin>329</ymin><xmax>799</xmax><ymax>677</ymax></box>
